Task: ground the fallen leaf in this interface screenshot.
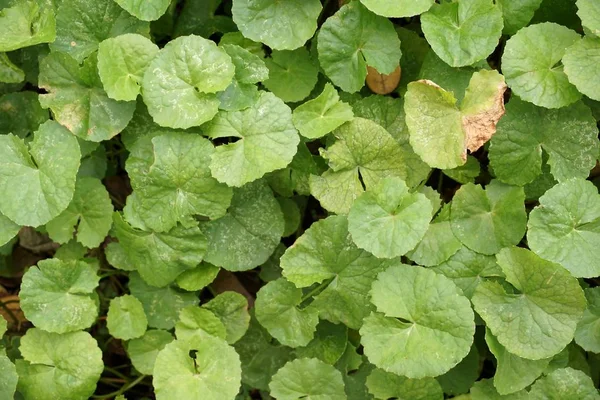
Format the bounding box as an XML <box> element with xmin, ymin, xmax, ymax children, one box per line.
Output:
<box><xmin>366</xmin><ymin>65</ymin><xmax>401</xmax><ymax>94</ymax></box>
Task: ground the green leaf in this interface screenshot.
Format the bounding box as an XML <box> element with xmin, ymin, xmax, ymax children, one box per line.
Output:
<box><xmin>205</xmin><ymin>92</ymin><xmax>299</xmax><ymax>187</ymax></box>
<box><xmin>360</xmin><ymin>264</ymin><xmax>475</xmax><ymax>378</ymax></box>
<box><xmin>436</xmin><ymin>345</ymin><xmax>480</xmax><ymax>396</ymax></box>
<box><xmin>295</xmin><ymin>320</ymin><xmax>348</xmax><ymax>365</ymax></box>
<box><xmin>359</xmin><ymin>0</ymin><xmax>434</xmax><ymax>17</ymax></box>
<box><xmin>470</xmin><ymin>379</ymin><xmax>529</xmax><ymax>400</ymax></box>
<box><xmin>318</xmin><ymin>1</ymin><xmax>401</xmax><ymax>93</ymax></box>
<box><xmin>202</xmin><ymin>180</ymin><xmax>284</xmax><ymax>271</ymax></box>
<box><xmin>142</xmin><ymin>35</ymin><xmax>235</xmax><ymax>129</ymax></box>
<box><xmin>107</xmin><ymin>294</ymin><xmax>148</xmax><ymax>341</ymax></box>
<box><xmin>52</xmin><ymin>0</ymin><xmax>149</xmax><ymax>63</ymax></box>
<box><xmin>472</xmin><ymin>247</ymin><xmax>586</xmax><ymax>360</ymax></box>
<box><xmin>489</xmin><ymin>98</ymin><xmax>599</xmax><ymax>186</ymax></box>
<box><xmin>450</xmin><ymin>181</ymin><xmax>527</xmax><ymax>255</ymax></box>
<box><xmin>0</xmin><ymin>214</ymin><xmax>19</xmax><ymax>247</ymax></box>
<box><xmin>444</xmin><ymin>155</ymin><xmax>481</xmax><ymax>184</ymax></box>
<box><xmin>0</xmin><ymin>91</ymin><xmax>48</xmax><ymax>137</ymax></box>
<box><xmin>502</xmin><ymin>22</ymin><xmax>581</xmax><ymax>109</ymax></box>
<box><xmin>113</xmin><ymin>213</ymin><xmax>206</xmax><ymax>287</ymax></box>
<box><xmin>174</xmin><ymin>0</ymin><xmax>236</xmax><ymax>38</ymax></box>
<box><xmin>203</xmin><ymin>292</ymin><xmax>250</xmax><ymax>344</ymax></box>
<box><xmin>127</xmin><ymin>131</ymin><xmax>233</xmax><ymax>232</ymax></box>
<box><xmin>17</xmin><ymin>329</ymin><xmax>103</xmax><ymax>400</ymax></box>
<box><xmin>279</xmin><ymin>197</ymin><xmax>301</xmax><ymax>237</ymax></box>
<box><xmin>220</xmin><ymin>44</ymin><xmax>268</xmax><ymax>84</ymax></box>
<box><xmin>575</xmin><ymin>287</ymin><xmax>600</xmax><ymax>353</ymax></box>
<box><xmin>0</xmin><ymin>121</ymin><xmax>80</xmax><ymax>227</ymax></box>
<box><xmin>292</xmin><ymin>83</ymin><xmax>354</xmax><ymax>140</ymax></box>
<box><xmin>0</xmin><ymin>53</ymin><xmax>24</xmax><ymax>83</ymax></box>
<box><xmin>97</xmin><ymin>34</ymin><xmax>159</xmax><ymax>101</ymax></box>
<box><xmin>128</xmin><ymin>272</ymin><xmax>199</xmax><ymax>330</ymax></box>
<box><xmin>366</xmin><ymin>368</ymin><xmax>443</xmax><ymax>400</ymax></box>
<box><xmin>20</xmin><ymin>258</ymin><xmax>99</xmax><ymax>333</ymax></box>
<box><xmin>153</xmin><ymin>336</ymin><xmax>241</xmax><ymax>399</ymax></box>
<box><xmin>176</xmin><ymin>262</ymin><xmax>220</xmax><ymax>291</ymax></box>
<box><xmin>231</xmin><ymin>0</ymin><xmax>322</xmax><ymax>50</ymax></box>
<box><xmin>0</xmin><ymin>355</ymin><xmax>17</xmax><ymax>399</ymax></box>
<box><xmin>421</xmin><ymin>0</ymin><xmax>503</xmax><ymax>67</ymax></box>
<box><xmin>115</xmin><ymin>0</ymin><xmax>171</xmax><ymax>21</ymax></box>
<box><xmin>0</xmin><ymin>1</ymin><xmax>55</xmax><ymax>52</ymax></box>
<box><xmin>105</xmin><ymin>242</ymin><xmax>136</xmax><ymax>272</ymax></box>
<box><xmin>348</xmin><ymin>176</ymin><xmax>432</xmax><ymax>258</ymax></box>
<box><xmin>577</xmin><ymin>0</ymin><xmax>600</xmax><ymax>36</ymax></box>
<box><xmin>45</xmin><ymin>177</ymin><xmax>113</xmax><ymax>248</ymax></box>
<box><xmin>39</xmin><ymin>52</ymin><xmax>136</xmax><ymax>142</ymax></box>
<box><xmin>529</xmin><ymin>367</ymin><xmax>600</xmax><ymax>399</ymax></box>
<box><xmin>175</xmin><ymin>305</ymin><xmax>227</xmax><ymax>342</ymax></box>
<box><xmin>497</xmin><ymin>0</ymin><xmax>544</xmax><ymax>35</ymax></box>
<box><xmin>255</xmin><ymin>278</ymin><xmax>319</xmax><ymax>347</ymax></box>
<box><xmin>269</xmin><ymin>358</ymin><xmax>347</xmax><ymax>400</ymax></box>
<box><xmin>281</xmin><ymin>215</ymin><xmax>394</xmax><ymax>329</ymax></box>
<box><xmin>127</xmin><ymin>329</ymin><xmax>174</xmax><ymax>375</ymax></box>
<box><xmin>431</xmin><ymin>246</ymin><xmax>503</xmax><ymax>299</ymax></box>
<box><xmin>563</xmin><ymin>37</ymin><xmax>600</xmax><ymax>102</ymax></box>
<box><xmin>527</xmin><ymin>179</ymin><xmax>600</xmax><ymax>278</ymax></box>
<box><xmin>485</xmin><ymin>330</ymin><xmax>551</xmax><ymax>395</ymax></box>
<box><xmin>0</xmin><ymin>314</ymin><xmax>6</xmax><ymax>337</ymax></box>
<box><xmin>263</xmin><ymin>48</ymin><xmax>319</xmax><ymax>103</ymax></box>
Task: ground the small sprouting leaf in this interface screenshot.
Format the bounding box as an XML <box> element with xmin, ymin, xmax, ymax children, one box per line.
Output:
<box><xmin>255</xmin><ymin>278</ymin><xmax>319</xmax><ymax>347</ymax></box>
<box><xmin>205</xmin><ymin>92</ymin><xmax>300</xmax><ymax>187</ymax></box>
<box><xmin>0</xmin><ymin>121</ymin><xmax>80</xmax><ymax>227</ymax></box>
<box><xmin>318</xmin><ymin>1</ymin><xmax>401</xmax><ymax>93</ymax></box>
<box><xmin>52</xmin><ymin>0</ymin><xmax>149</xmax><ymax>63</ymax></box>
<box><xmin>16</xmin><ymin>329</ymin><xmax>103</xmax><ymax>400</ymax></box>
<box><xmin>20</xmin><ymin>258</ymin><xmax>99</xmax><ymax>333</ymax></box>
<box><xmin>127</xmin><ymin>329</ymin><xmax>174</xmax><ymax>375</ymax></box>
<box><xmin>114</xmin><ymin>0</ymin><xmax>171</xmax><ymax>21</ymax></box>
<box><xmin>97</xmin><ymin>34</ymin><xmax>159</xmax><ymax>101</ymax></box>
<box><xmin>153</xmin><ymin>336</ymin><xmax>241</xmax><ymax>400</ymax></box>
<box><xmin>527</xmin><ymin>179</ymin><xmax>600</xmax><ymax>278</ymax></box>
<box><xmin>39</xmin><ymin>52</ymin><xmax>136</xmax><ymax>142</ymax></box>
<box><xmin>366</xmin><ymin>368</ymin><xmax>443</xmax><ymax>400</ymax></box>
<box><xmin>472</xmin><ymin>247</ymin><xmax>586</xmax><ymax>360</ymax></box>
<box><xmin>450</xmin><ymin>181</ymin><xmax>527</xmax><ymax>255</ymax></box>
<box><xmin>577</xmin><ymin>0</ymin><xmax>600</xmax><ymax>36</ymax></box>
<box><xmin>203</xmin><ymin>292</ymin><xmax>250</xmax><ymax>344</ymax></box>
<box><xmin>175</xmin><ymin>305</ymin><xmax>227</xmax><ymax>342</ymax></box>
<box><xmin>269</xmin><ymin>358</ymin><xmax>347</xmax><ymax>400</ymax></box>
<box><xmin>0</xmin><ymin>1</ymin><xmax>55</xmax><ymax>52</ymax></box>
<box><xmin>281</xmin><ymin>215</ymin><xmax>394</xmax><ymax>329</ymax></box>
<box><xmin>360</xmin><ymin>264</ymin><xmax>475</xmax><ymax>378</ymax></box>
<box><xmin>232</xmin><ymin>0</ymin><xmax>322</xmax><ymax>50</ymax></box>
<box><xmin>502</xmin><ymin>22</ymin><xmax>581</xmax><ymax>108</ymax></box>
<box><xmin>489</xmin><ymin>98</ymin><xmax>599</xmax><ymax>186</ymax></box>
<box><xmin>264</xmin><ymin>48</ymin><xmax>319</xmax><ymax>103</ymax></box>
<box><xmin>45</xmin><ymin>177</ymin><xmax>113</xmax><ymax>248</ymax></box>
<box><xmin>529</xmin><ymin>368</ymin><xmax>600</xmax><ymax>399</ymax></box>
<box><xmin>359</xmin><ymin>0</ymin><xmax>435</xmax><ymax>17</ymax></box>
<box><xmin>107</xmin><ymin>294</ymin><xmax>148</xmax><ymax>341</ymax></box>
<box><xmin>202</xmin><ymin>180</ymin><xmax>284</xmax><ymax>271</ymax></box>
<box><xmin>575</xmin><ymin>287</ymin><xmax>600</xmax><ymax>353</ymax></box>
<box><xmin>348</xmin><ymin>176</ymin><xmax>432</xmax><ymax>258</ymax></box>
<box><xmin>421</xmin><ymin>0</ymin><xmax>503</xmax><ymax>67</ymax></box>
<box><xmin>142</xmin><ymin>35</ymin><xmax>235</xmax><ymax>129</ymax></box>
<box><xmin>563</xmin><ymin>37</ymin><xmax>600</xmax><ymax>102</ymax></box>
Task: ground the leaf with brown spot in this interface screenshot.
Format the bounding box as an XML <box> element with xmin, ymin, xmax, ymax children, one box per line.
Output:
<box><xmin>366</xmin><ymin>65</ymin><xmax>401</xmax><ymax>94</ymax></box>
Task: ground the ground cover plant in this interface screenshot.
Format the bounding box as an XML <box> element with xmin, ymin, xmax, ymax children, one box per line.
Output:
<box><xmin>0</xmin><ymin>0</ymin><xmax>599</xmax><ymax>399</ymax></box>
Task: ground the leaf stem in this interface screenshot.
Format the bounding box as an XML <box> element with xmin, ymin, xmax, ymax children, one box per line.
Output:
<box><xmin>91</xmin><ymin>374</ymin><xmax>147</xmax><ymax>399</ymax></box>
<box><xmin>0</xmin><ymin>299</ymin><xmax>19</xmax><ymax>326</ymax></box>
<box><xmin>300</xmin><ymin>277</ymin><xmax>334</xmax><ymax>303</ymax></box>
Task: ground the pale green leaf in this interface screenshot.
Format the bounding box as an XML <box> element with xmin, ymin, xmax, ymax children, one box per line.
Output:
<box><xmin>359</xmin><ymin>0</ymin><xmax>434</xmax><ymax>17</ymax></box>
<box><xmin>202</xmin><ymin>180</ymin><xmax>284</xmax><ymax>271</ymax></box>
<box><xmin>470</xmin><ymin>379</ymin><xmax>529</xmax><ymax>400</ymax></box>
<box><xmin>0</xmin><ymin>314</ymin><xmax>6</xmax><ymax>337</ymax></box>
<box><xmin>97</xmin><ymin>34</ymin><xmax>159</xmax><ymax>101</ymax></box>
<box><xmin>52</xmin><ymin>0</ymin><xmax>149</xmax><ymax>63</ymax></box>
<box><xmin>421</xmin><ymin>0</ymin><xmax>503</xmax><ymax>67</ymax></box>
<box><xmin>175</xmin><ymin>305</ymin><xmax>227</xmax><ymax>342</ymax></box>
<box><xmin>366</xmin><ymin>368</ymin><xmax>443</xmax><ymax>400</ymax></box>
<box><xmin>17</xmin><ymin>329</ymin><xmax>103</xmax><ymax>400</ymax></box>
<box><xmin>348</xmin><ymin>176</ymin><xmax>432</xmax><ymax>258</ymax></box>
<box><xmin>295</xmin><ymin>320</ymin><xmax>347</xmax><ymax>365</ymax></box>
<box><xmin>281</xmin><ymin>215</ymin><xmax>394</xmax><ymax>329</ymax></box>
<box><xmin>318</xmin><ymin>1</ymin><xmax>401</xmax><ymax>93</ymax></box>
<box><xmin>255</xmin><ymin>278</ymin><xmax>319</xmax><ymax>347</ymax></box>
<box><xmin>107</xmin><ymin>294</ymin><xmax>148</xmax><ymax>341</ymax></box>
<box><xmin>0</xmin><ymin>1</ymin><xmax>55</xmax><ymax>52</ymax></box>
<box><xmin>39</xmin><ymin>52</ymin><xmax>136</xmax><ymax>142</ymax></box>
<box><xmin>0</xmin><ymin>355</ymin><xmax>17</xmax><ymax>399</ymax></box>
<box><xmin>231</xmin><ymin>0</ymin><xmax>321</xmax><ymax>50</ymax></box>
<box><xmin>142</xmin><ymin>35</ymin><xmax>235</xmax><ymax>129</ymax></box>
<box><xmin>472</xmin><ymin>247</ymin><xmax>586</xmax><ymax>360</ymax></box>
<box><xmin>127</xmin><ymin>329</ymin><xmax>174</xmax><ymax>375</ymax></box>
<box><xmin>577</xmin><ymin>0</ymin><xmax>600</xmax><ymax>36</ymax></box>
<box><xmin>563</xmin><ymin>37</ymin><xmax>600</xmax><ymax>102</ymax></box>
<box><xmin>269</xmin><ymin>358</ymin><xmax>347</xmax><ymax>400</ymax></box>
<box><xmin>20</xmin><ymin>258</ymin><xmax>99</xmax><ymax>333</ymax></box>
<box><xmin>105</xmin><ymin>242</ymin><xmax>136</xmax><ymax>271</ymax></box>
<box><xmin>204</xmin><ymin>292</ymin><xmax>250</xmax><ymax>344</ymax></box>
<box><xmin>205</xmin><ymin>92</ymin><xmax>299</xmax><ymax>187</ymax></box>
<box><xmin>529</xmin><ymin>367</ymin><xmax>600</xmax><ymax>400</ymax></box>
<box><xmin>45</xmin><ymin>177</ymin><xmax>113</xmax><ymax>248</ymax></box>
<box><xmin>264</xmin><ymin>48</ymin><xmax>318</xmax><ymax>103</ymax></box>
<box><xmin>220</xmin><ymin>44</ymin><xmax>268</xmax><ymax>84</ymax></box>
<box><xmin>489</xmin><ymin>98</ymin><xmax>598</xmax><ymax>185</ymax></box>
<box><xmin>502</xmin><ymin>22</ymin><xmax>581</xmax><ymax>108</ymax></box>
<box><xmin>360</xmin><ymin>264</ymin><xmax>475</xmax><ymax>378</ymax></box>
<box><xmin>115</xmin><ymin>0</ymin><xmax>171</xmax><ymax>21</ymax></box>
<box><xmin>575</xmin><ymin>287</ymin><xmax>600</xmax><ymax>353</ymax></box>
<box><xmin>450</xmin><ymin>181</ymin><xmax>527</xmax><ymax>255</ymax></box>
<box><xmin>0</xmin><ymin>214</ymin><xmax>19</xmax><ymax>247</ymax></box>
<box><xmin>153</xmin><ymin>336</ymin><xmax>241</xmax><ymax>400</ymax></box>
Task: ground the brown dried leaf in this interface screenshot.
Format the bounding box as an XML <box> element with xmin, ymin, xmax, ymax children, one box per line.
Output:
<box><xmin>366</xmin><ymin>65</ymin><xmax>401</xmax><ymax>95</ymax></box>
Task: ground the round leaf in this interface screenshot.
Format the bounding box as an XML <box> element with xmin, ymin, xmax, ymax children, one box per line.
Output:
<box><xmin>577</xmin><ymin>0</ymin><xmax>600</xmax><ymax>36</ymax></box>
<box><xmin>264</xmin><ymin>48</ymin><xmax>319</xmax><ymax>103</ymax></box>
<box><xmin>114</xmin><ymin>0</ymin><xmax>171</xmax><ymax>21</ymax></box>
<box><xmin>127</xmin><ymin>329</ymin><xmax>174</xmax><ymax>375</ymax></box>
<box><xmin>563</xmin><ymin>37</ymin><xmax>600</xmax><ymax>102</ymax></box>
<box><xmin>107</xmin><ymin>294</ymin><xmax>148</xmax><ymax>341</ymax></box>
<box><xmin>269</xmin><ymin>358</ymin><xmax>346</xmax><ymax>400</ymax></box>
<box><xmin>360</xmin><ymin>0</ymin><xmax>435</xmax><ymax>17</ymax></box>
<box><xmin>360</xmin><ymin>264</ymin><xmax>475</xmax><ymax>378</ymax></box>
